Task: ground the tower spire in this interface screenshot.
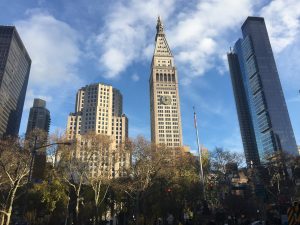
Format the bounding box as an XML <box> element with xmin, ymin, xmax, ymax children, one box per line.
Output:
<box><xmin>156</xmin><ymin>16</ymin><xmax>164</xmax><ymax>34</ymax></box>
<box><xmin>150</xmin><ymin>17</ymin><xmax>182</xmax><ymax>149</ymax></box>
<box><xmin>153</xmin><ymin>16</ymin><xmax>172</xmax><ymax>56</ymax></box>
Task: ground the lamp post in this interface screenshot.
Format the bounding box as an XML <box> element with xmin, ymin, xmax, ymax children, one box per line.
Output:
<box><xmin>27</xmin><ymin>140</ymin><xmax>72</xmax><ymax>183</ymax></box>
<box><xmin>21</xmin><ymin>139</ymin><xmax>72</xmax><ymax>221</ymax></box>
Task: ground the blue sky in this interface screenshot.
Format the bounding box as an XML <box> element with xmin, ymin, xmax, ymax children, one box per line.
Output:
<box><xmin>1</xmin><ymin>0</ymin><xmax>299</xmax><ymax>154</ymax></box>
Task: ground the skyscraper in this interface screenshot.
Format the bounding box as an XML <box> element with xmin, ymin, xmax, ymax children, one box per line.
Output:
<box><xmin>0</xmin><ymin>26</ymin><xmax>31</xmax><ymax>138</ymax></box>
<box><xmin>26</xmin><ymin>98</ymin><xmax>51</xmax><ymax>136</ymax></box>
<box><xmin>26</xmin><ymin>98</ymin><xmax>50</xmax><ymax>181</ymax></box>
<box><xmin>149</xmin><ymin>17</ymin><xmax>183</xmax><ymax>148</ymax></box>
<box><xmin>228</xmin><ymin>17</ymin><xmax>298</xmax><ymax>165</ymax></box>
<box><xmin>66</xmin><ymin>83</ymin><xmax>130</xmax><ymax>178</ymax></box>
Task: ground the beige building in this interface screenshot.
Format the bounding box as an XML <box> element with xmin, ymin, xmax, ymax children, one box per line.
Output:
<box><xmin>66</xmin><ymin>83</ymin><xmax>130</xmax><ymax>178</ymax></box>
<box><xmin>149</xmin><ymin>17</ymin><xmax>183</xmax><ymax>148</ymax></box>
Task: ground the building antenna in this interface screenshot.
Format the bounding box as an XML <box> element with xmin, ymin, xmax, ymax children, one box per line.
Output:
<box><xmin>193</xmin><ymin>106</ymin><xmax>205</xmax><ymax>199</ymax></box>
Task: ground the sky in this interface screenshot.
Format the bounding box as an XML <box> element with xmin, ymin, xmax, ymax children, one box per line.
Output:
<box><xmin>1</xmin><ymin>0</ymin><xmax>299</xmax><ymax>155</ymax></box>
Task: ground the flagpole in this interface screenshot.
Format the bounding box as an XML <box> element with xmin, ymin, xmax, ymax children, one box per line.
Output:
<box><xmin>193</xmin><ymin>106</ymin><xmax>205</xmax><ymax>199</ymax></box>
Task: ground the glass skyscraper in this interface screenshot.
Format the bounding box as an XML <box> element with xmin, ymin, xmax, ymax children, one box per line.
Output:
<box><xmin>0</xmin><ymin>26</ymin><xmax>31</xmax><ymax>138</ymax></box>
<box><xmin>228</xmin><ymin>17</ymin><xmax>298</xmax><ymax>166</ymax></box>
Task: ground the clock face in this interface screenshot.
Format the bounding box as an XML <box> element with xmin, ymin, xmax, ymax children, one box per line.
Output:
<box><xmin>160</xmin><ymin>95</ymin><xmax>172</xmax><ymax>105</ymax></box>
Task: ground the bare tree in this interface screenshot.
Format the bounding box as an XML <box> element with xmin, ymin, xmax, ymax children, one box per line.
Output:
<box><xmin>25</xmin><ymin>128</ymin><xmax>48</xmax><ymax>182</ymax></box>
<box><xmin>85</xmin><ymin>134</ymin><xmax>113</xmax><ymax>225</ymax></box>
<box><xmin>58</xmin><ymin>132</ymin><xmax>114</xmax><ymax>225</ymax></box>
<box><xmin>47</xmin><ymin>128</ymin><xmax>67</xmax><ymax>167</ymax></box>
<box><xmin>118</xmin><ymin>137</ymin><xmax>170</xmax><ymax>223</ymax></box>
<box><xmin>130</xmin><ymin>137</ymin><xmax>170</xmax><ymax>192</ymax></box>
<box><xmin>58</xmin><ymin>142</ymin><xmax>87</xmax><ymax>225</ymax></box>
<box><xmin>210</xmin><ymin>147</ymin><xmax>244</xmax><ymax>174</ymax></box>
<box><xmin>0</xmin><ymin>137</ymin><xmax>31</xmax><ymax>225</ymax></box>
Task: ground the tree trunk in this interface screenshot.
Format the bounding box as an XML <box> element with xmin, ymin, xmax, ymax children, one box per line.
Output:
<box><xmin>94</xmin><ymin>190</ymin><xmax>99</xmax><ymax>225</ymax></box>
<box><xmin>92</xmin><ymin>205</ymin><xmax>100</xmax><ymax>225</ymax></box>
<box><xmin>5</xmin><ymin>182</ymin><xmax>19</xmax><ymax>225</ymax></box>
<box><xmin>75</xmin><ymin>196</ymin><xmax>80</xmax><ymax>225</ymax></box>
<box><xmin>96</xmin><ymin>206</ymin><xmax>99</xmax><ymax>225</ymax></box>
<box><xmin>135</xmin><ymin>192</ymin><xmax>140</xmax><ymax>225</ymax></box>
<box><xmin>74</xmin><ymin>183</ymin><xmax>82</xmax><ymax>225</ymax></box>
<box><xmin>5</xmin><ymin>212</ymin><xmax>11</xmax><ymax>225</ymax></box>
<box><xmin>1</xmin><ymin>214</ymin><xmax>5</xmax><ymax>225</ymax></box>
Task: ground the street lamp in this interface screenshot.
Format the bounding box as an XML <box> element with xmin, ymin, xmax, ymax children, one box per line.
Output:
<box><xmin>28</xmin><ymin>140</ymin><xmax>72</xmax><ymax>183</ymax></box>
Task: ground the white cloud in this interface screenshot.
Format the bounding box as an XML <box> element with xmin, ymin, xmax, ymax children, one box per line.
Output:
<box><xmin>276</xmin><ymin>37</ymin><xmax>300</xmax><ymax>87</ymax></box>
<box><xmin>16</xmin><ymin>11</ymin><xmax>82</xmax><ymax>91</ymax></box>
<box><xmin>92</xmin><ymin>0</ymin><xmax>254</xmax><ymax>82</ymax></box>
<box><xmin>260</xmin><ymin>0</ymin><xmax>300</xmax><ymax>53</ymax></box>
<box><xmin>167</xmin><ymin>0</ymin><xmax>255</xmax><ymax>82</ymax></box>
<box><xmin>15</xmin><ymin>11</ymin><xmax>83</xmax><ymax>134</ymax></box>
<box><xmin>259</xmin><ymin>0</ymin><xmax>300</xmax><ymax>86</ymax></box>
<box><xmin>24</xmin><ymin>89</ymin><xmax>53</xmax><ymax>110</ymax></box>
<box><xmin>131</xmin><ymin>73</ymin><xmax>140</xmax><ymax>82</ymax></box>
<box><xmin>91</xmin><ymin>0</ymin><xmax>300</xmax><ymax>84</ymax></box>
<box><xmin>92</xmin><ymin>0</ymin><xmax>176</xmax><ymax>78</ymax></box>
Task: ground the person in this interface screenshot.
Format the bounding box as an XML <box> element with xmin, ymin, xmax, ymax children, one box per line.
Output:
<box><xmin>157</xmin><ymin>217</ymin><xmax>163</xmax><ymax>225</ymax></box>
<box><xmin>167</xmin><ymin>213</ymin><xmax>174</xmax><ymax>225</ymax></box>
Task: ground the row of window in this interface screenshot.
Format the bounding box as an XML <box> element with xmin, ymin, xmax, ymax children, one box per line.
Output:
<box><xmin>158</xmin><ymin>125</ymin><xmax>179</xmax><ymax>129</ymax></box>
<box><xmin>158</xmin><ymin>134</ymin><xmax>180</xmax><ymax>137</ymax></box>
<box><xmin>157</xmin><ymin>91</ymin><xmax>176</xmax><ymax>94</ymax></box>
<box><xmin>158</xmin><ymin>106</ymin><xmax>177</xmax><ymax>109</ymax></box>
<box><xmin>156</xmin><ymin>73</ymin><xmax>175</xmax><ymax>82</ymax></box>
<box><xmin>158</xmin><ymin>118</ymin><xmax>178</xmax><ymax>121</ymax></box>
<box><xmin>158</xmin><ymin>114</ymin><xmax>178</xmax><ymax>117</ymax></box>
<box><xmin>158</xmin><ymin>130</ymin><xmax>179</xmax><ymax>133</ymax></box>
<box><xmin>156</xmin><ymin>84</ymin><xmax>176</xmax><ymax>88</ymax></box>
<box><xmin>158</xmin><ymin>110</ymin><xmax>178</xmax><ymax>113</ymax></box>
<box><xmin>158</xmin><ymin>122</ymin><xmax>178</xmax><ymax>125</ymax></box>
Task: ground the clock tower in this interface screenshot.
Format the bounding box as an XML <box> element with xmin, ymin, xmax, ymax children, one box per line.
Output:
<box><xmin>149</xmin><ymin>17</ymin><xmax>183</xmax><ymax>148</ymax></box>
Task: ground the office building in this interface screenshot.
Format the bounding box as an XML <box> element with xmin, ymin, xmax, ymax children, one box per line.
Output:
<box><xmin>26</xmin><ymin>98</ymin><xmax>50</xmax><ymax>181</ymax></box>
<box><xmin>0</xmin><ymin>26</ymin><xmax>31</xmax><ymax>137</ymax></box>
<box><xmin>227</xmin><ymin>17</ymin><xmax>298</xmax><ymax>165</ymax></box>
<box><xmin>66</xmin><ymin>83</ymin><xmax>130</xmax><ymax>178</ymax></box>
<box><xmin>149</xmin><ymin>17</ymin><xmax>183</xmax><ymax>149</ymax></box>
<box><xmin>26</xmin><ymin>98</ymin><xmax>50</xmax><ymax>135</ymax></box>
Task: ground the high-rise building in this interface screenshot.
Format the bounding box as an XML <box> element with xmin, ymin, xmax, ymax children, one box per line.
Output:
<box><xmin>66</xmin><ymin>83</ymin><xmax>130</xmax><ymax>178</ymax></box>
<box><xmin>0</xmin><ymin>26</ymin><xmax>31</xmax><ymax>138</ymax></box>
<box><xmin>149</xmin><ymin>17</ymin><xmax>183</xmax><ymax>149</ymax></box>
<box><xmin>26</xmin><ymin>98</ymin><xmax>50</xmax><ymax>135</ymax></box>
<box><xmin>26</xmin><ymin>98</ymin><xmax>50</xmax><ymax>181</ymax></box>
<box><xmin>227</xmin><ymin>17</ymin><xmax>298</xmax><ymax>165</ymax></box>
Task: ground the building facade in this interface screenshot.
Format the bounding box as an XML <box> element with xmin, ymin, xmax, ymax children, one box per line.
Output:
<box><xmin>26</xmin><ymin>98</ymin><xmax>51</xmax><ymax>181</ymax></box>
<box><xmin>228</xmin><ymin>17</ymin><xmax>298</xmax><ymax>165</ymax></box>
<box><xmin>0</xmin><ymin>26</ymin><xmax>31</xmax><ymax>138</ymax></box>
<box><xmin>66</xmin><ymin>83</ymin><xmax>130</xmax><ymax>178</ymax></box>
<box><xmin>26</xmin><ymin>98</ymin><xmax>50</xmax><ymax>135</ymax></box>
<box><xmin>149</xmin><ymin>17</ymin><xmax>183</xmax><ymax>148</ymax></box>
